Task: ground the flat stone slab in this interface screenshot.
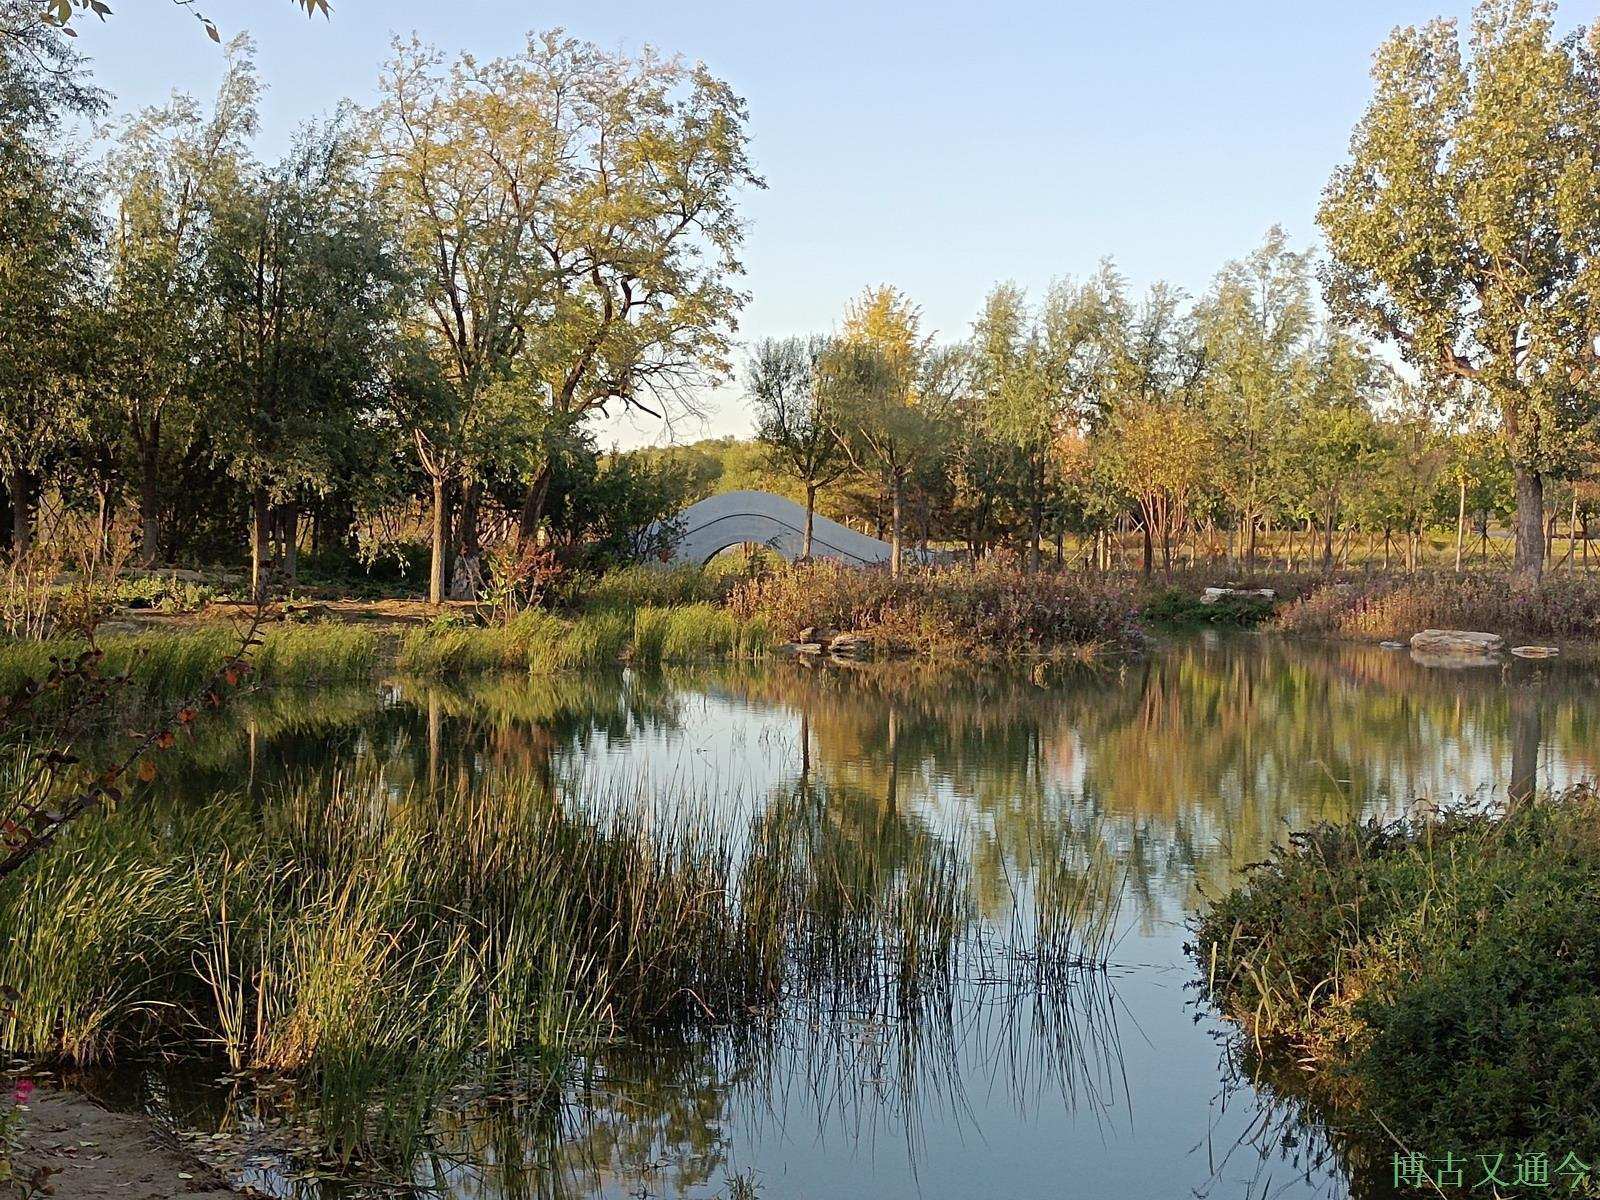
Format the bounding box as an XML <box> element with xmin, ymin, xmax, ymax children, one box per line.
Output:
<box><xmin>1511</xmin><ymin>645</ymin><xmax>1560</xmax><ymax>659</ymax></box>
<box><xmin>1410</xmin><ymin>629</ymin><xmax>1505</xmax><ymax>655</ymax></box>
<box><xmin>1380</xmin><ymin>640</ymin><xmax>1405</xmax><ymax>650</ymax></box>
<box><xmin>1201</xmin><ymin>587</ymin><xmax>1276</xmax><ymax>604</ymax></box>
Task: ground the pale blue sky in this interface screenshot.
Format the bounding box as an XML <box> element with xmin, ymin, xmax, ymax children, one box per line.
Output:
<box><xmin>75</xmin><ymin>0</ymin><xmax>1599</xmax><ymax>446</ymax></box>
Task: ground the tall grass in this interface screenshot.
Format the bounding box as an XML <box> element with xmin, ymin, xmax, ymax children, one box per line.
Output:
<box><xmin>0</xmin><ymin>623</ymin><xmax>381</xmax><ymax>698</ymax></box>
<box><xmin>0</xmin><ymin>762</ymin><xmax>1119</xmax><ymax>1158</ymax></box>
<box><xmin>1275</xmin><ymin>572</ymin><xmax>1600</xmax><ymax>641</ymax></box>
<box><xmin>728</xmin><ymin>559</ymin><xmax>1142</xmax><ymax>658</ymax></box>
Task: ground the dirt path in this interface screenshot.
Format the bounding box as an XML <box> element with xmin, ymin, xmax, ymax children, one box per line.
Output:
<box><xmin>11</xmin><ymin>1088</ymin><xmax>254</xmax><ymax>1199</ymax></box>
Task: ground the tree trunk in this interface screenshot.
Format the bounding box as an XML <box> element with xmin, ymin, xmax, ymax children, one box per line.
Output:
<box><xmin>1569</xmin><ymin>491</ymin><xmax>1579</xmax><ymax>574</ymax></box>
<box><xmin>889</xmin><ymin>473</ymin><xmax>904</xmax><ymax>578</ymax></box>
<box><xmin>429</xmin><ymin>473</ymin><xmax>448</xmax><ymax>606</ymax></box>
<box><xmin>282</xmin><ymin>503</ymin><xmax>299</xmax><ymax>585</ymax></box>
<box><xmin>515</xmin><ymin>460</ymin><xmax>554</xmax><ymax>550</ymax></box>
<box><xmin>6</xmin><ymin>470</ymin><xmax>30</xmax><ymax>556</ymax></box>
<box><xmin>803</xmin><ymin>482</ymin><xmax>816</xmax><ymax>558</ymax></box>
<box><xmin>1141</xmin><ymin>520</ymin><xmax>1153</xmax><ymax>577</ymax></box>
<box><xmin>1454</xmin><ymin>473</ymin><xmax>1467</xmax><ymax>572</ymax></box>
<box><xmin>137</xmin><ymin>427</ymin><xmax>161</xmax><ymax>566</ymax></box>
<box><xmin>1511</xmin><ymin>465</ymin><xmax>1545</xmax><ymax>586</ymax></box>
<box><xmin>249</xmin><ymin>487</ymin><xmax>270</xmax><ymax>602</ymax></box>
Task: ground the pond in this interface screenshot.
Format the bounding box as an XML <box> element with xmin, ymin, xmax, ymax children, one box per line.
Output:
<box><xmin>71</xmin><ymin>632</ymin><xmax>1600</xmax><ymax>1199</ymax></box>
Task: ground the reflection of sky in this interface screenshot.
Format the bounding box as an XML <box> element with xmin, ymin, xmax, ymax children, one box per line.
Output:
<box><xmin>499</xmin><ymin>640</ymin><xmax>1598</xmax><ymax>1199</ymax></box>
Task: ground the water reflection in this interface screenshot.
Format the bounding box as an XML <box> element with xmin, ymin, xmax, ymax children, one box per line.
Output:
<box><xmin>118</xmin><ymin>633</ymin><xmax>1597</xmax><ymax>1199</ymax></box>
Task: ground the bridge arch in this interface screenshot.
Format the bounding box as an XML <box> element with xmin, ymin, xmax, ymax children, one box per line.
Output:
<box><xmin>652</xmin><ymin>490</ymin><xmax>904</xmax><ymax>567</ymax></box>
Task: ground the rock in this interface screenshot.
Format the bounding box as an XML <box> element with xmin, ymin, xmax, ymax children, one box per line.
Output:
<box><xmin>1409</xmin><ymin>629</ymin><xmax>1505</xmax><ymax>656</ymax></box>
<box><xmin>796</xmin><ymin>625</ymin><xmax>835</xmax><ymax>646</ymax></box>
<box><xmin>1511</xmin><ymin>645</ymin><xmax>1560</xmax><ymax>659</ymax></box>
<box><xmin>827</xmin><ymin>633</ymin><xmax>871</xmax><ymax>658</ymax></box>
<box><xmin>282</xmin><ymin>601</ymin><xmax>329</xmax><ymax>623</ymax></box>
<box><xmin>794</xmin><ymin>642</ymin><xmax>825</xmax><ymax>656</ymax></box>
<box><xmin>1201</xmin><ymin>587</ymin><xmax>1276</xmax><ymax>605</ymax></box>
<box><xmin>1380</xmin><ymin>640</ymin><xmax>1405</xmax><ymax>650</ymax></box>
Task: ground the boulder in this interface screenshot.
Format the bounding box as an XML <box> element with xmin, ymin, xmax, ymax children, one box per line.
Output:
<box><xmin>1379</xmin><ymin>640</ymin><xmax>1405</xmax><ymax>650</ymax></box>
<box><xmin>1409</xmin><ymin>629</ymin><xmax>1504</xmax><ymax>656</ymax></box>
<box><xmin>1511</xmin><ymin>645</ymin><xmax>1560</xmax><ymax>659</ymax></box>
<box><xmin>827</xmin><ymin>633</ymin><xmax>871</xmax><ymax>659</ymax></box>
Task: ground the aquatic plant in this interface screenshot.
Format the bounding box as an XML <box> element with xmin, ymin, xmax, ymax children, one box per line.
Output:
<box><xmin>0</xmin><ymin>761</ymin><xmax>1118</xmax><ymax>1160</ymax></box>
<box><xmin>1195</xmin><ymin>786</ymin><xmax>1600</xmax><ymax>1149</ymax></box>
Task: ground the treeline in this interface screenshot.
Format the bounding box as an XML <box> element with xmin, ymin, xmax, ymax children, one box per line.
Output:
<box><xmin>740</xmin><ymin>246</ymin><xmax>1535</xmax><ymax>577</ymax></box>
<box><xmin>0</xmin><ymin>6</ymin><xmax>757</xmax><ymax>601</ymax></box>
<box><xmin>3</xmin><ymin>0</ymin><xmax>1598</xmax><ymax>600</ymax></box>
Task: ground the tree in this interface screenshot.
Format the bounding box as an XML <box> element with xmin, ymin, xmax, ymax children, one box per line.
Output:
<box><xmin>0</xmin><ymin>6</ymin><xmax>102</xmax><ymax>552</ymax></box>
<box><xmin>30</xmin><ymin>1</ymin><xmax>329</xmax><ymax>44</ymax></box>
<box><xmin>1196</xmin><ymin>227</ymin><xmax>1315</xmax><ymax>565</ymax></box>
<box><xmin>1098</xmin><ymin>399</ymin><xmax>1214</xmax><ymax>575</ymax></box>
<box><xmin>99</xmin><ymin>38</ymin><xmax>259</xmax><ymax>562</ymax></box>
<box><xmin>747</xmin><ymin>337</ymin><xmax>848</xmax><ymax>557</ymax></box>
<box><xmin>508</xmin><ymin>34</ymin><xmax>762</xmax><ymax>546</ymax></box>
<box><xmin>373</xmin><ymin>33</ymin><xmax>760</xmax><ymax>603</ymax></box>
<box><xmin>203</xmin><ymin>119</ymin><xmax>402</xmax><ymax>598</ymax></box>
<box><xmin>968</xmin><ymin>277</ymin><xmax>1112</xmax><ymax>571</ymax></box>
<box><xmin>1319</xmin><ymin>0</ymin><xmax>1600</xmax><ymax>583</ymax></box>
<box><xmin>833</xmin><ymin>286</ymin><xmax>948</xmax><ymax>577</ymax></box>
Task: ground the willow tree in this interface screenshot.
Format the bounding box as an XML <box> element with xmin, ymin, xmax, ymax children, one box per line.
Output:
<box><xmin>0</xmin><ymin>7</ymin><xmax>102</xmax><ymax>552</ymax></box>
<box><xmin>1319</xmin><ymin>0</ymin><xmax>1600</xmax><ymax>582</ymax></box>
<box><xmin>100</xmin><ymin>38</ymin><xmax>259</xmax><ymax>562</ymax></box>
<box><xmin>1195</xmin><ymin>228</ymin><xmax>1315</xmax><ymax>566</ymax></box>
<box><xmin>204</xmin><ymin>121</ymin><xmax>401</xmax><ymax>598</ymax></box>
<box><xmin>968</xmin><ymin>275</ymin><xmax>1114</xmax><ymax>571</ymax></box>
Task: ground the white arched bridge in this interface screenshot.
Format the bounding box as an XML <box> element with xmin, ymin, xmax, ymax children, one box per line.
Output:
<box><xmin>652</xmin><ymin>490</ymin><xmax>923</xmax><ymax>567</ymax></box>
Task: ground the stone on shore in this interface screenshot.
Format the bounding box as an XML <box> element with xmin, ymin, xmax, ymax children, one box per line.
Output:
<box><xmin>1511</xmin><ymin>645</ymin><xmax>1560</xmax><ymax>659</ymax></box>
<box><xmin>1201</xmin><ymin>586</ymin><xmax>1277</xmax><ymax>605</ymax></box>
<box><xmin>1409</xmin><ymin>629</ymin><xmax>1505</xmax><ymax>656</ymax></box>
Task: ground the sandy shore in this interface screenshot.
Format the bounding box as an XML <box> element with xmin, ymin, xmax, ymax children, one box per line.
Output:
<box><xmin>10</xmin><ymin>1088</ymin><xmax>252</xmax><ymax>1199</ymax></box>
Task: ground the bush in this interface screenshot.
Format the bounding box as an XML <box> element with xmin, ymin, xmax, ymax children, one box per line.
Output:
<box><xmin>1195</xmin><ymin>788</ymin><xmax>1600</xmax><ymax>1149</ymax></box>
<box><xmin>1276</xmin><ymin>572</ymin><xmax>1600</xmax><ymax>641</ymax></box>
<box><xmin>727</xmin><ymin>560</ymin><xmax>1142</xmax><ymax>657</ymax></box>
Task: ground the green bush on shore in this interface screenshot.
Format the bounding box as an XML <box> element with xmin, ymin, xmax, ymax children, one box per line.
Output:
<box><xmin>1195</xmin><ymin>787</ymin><xmax>1600</xmax><ymax>1150</ymax></box>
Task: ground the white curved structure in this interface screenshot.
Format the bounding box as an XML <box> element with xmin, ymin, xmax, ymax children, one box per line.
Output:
<box><xmin>655</xmin><ymin>489</ymin><xmax>914</xmax><ymax>566</ymax></box>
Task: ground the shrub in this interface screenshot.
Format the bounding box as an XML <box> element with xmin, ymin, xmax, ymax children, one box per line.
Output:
<box><xmin>726</xmin><ymin>560</ymin><xmax>1142</xmax><ymax>657</ymax></box>
<box><xmin>1276</xmin><ymin>573</ymin><xmax>1600</xmax><ymax>641</ymax></box>
<box><xmin>1195</xmin><ymin>788</ymin><xmax>1600</xmax><ymax>1149</ymax></box>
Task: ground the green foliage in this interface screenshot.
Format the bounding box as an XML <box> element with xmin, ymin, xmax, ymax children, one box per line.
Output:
<box><xmin>1196</xmin><ymin>788</ymin><xmax>1600</xmax><ymax>1148</ymax></box>
<box><xmin>1318</xmin><ymin>0</ymin><xmax>1600</xmax><ymax>578</ymax></box>
<box><xmin>1141</xmin><ymin>587</ymin><xmax>1276</xmax><ymax>628</ymax></box>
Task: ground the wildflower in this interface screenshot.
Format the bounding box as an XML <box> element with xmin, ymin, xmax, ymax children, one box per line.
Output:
<box><xmin>10</xmin><ymin>1079</ymin><xmax>34</xmax><ymax>1105</ymax></box>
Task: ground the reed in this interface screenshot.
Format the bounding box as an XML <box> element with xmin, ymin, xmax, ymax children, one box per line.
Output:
<box><xmin>0</xmin><ymin>761</ymin><xmax>1118</xmax><ymax>1159</ymax></box>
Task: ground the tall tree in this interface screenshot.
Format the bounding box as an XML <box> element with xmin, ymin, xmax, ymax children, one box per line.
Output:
<box><xmin>1319</xmin><ymin>0</ymin><xmax>1600</xmax><ymax>582</ymax></box>
<box><xmin>0</xmin><ymin>7</ymin><xmax>102</xmax><ymax>552</ymax></box>
<box><xmin>1196</xmin><ymin>227</ymin><xmax>1315</xmax><ymax>565</ymax></box>
<box><xmin>747</xmin><ymin>336</ymin><xmax>848</xmax><ymax>557</ymax></box>
<box><xmin>204</xmin><ymin>119</ymin><xmax>402</xmax><ymax>598</ymax></box>
<box><xmin>100</xmin><ymin>37</ymin><xmax>259</xmax><ymax>562</ymax></box>
<box><xmin>833</xmin><ymin>286</ymin><xmax>947</xmax><ymax>577</ymax></box>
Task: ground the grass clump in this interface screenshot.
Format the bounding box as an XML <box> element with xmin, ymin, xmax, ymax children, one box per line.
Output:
<box><xmin>1275</xmin><ymin>572</ymin><xmax>1600</xmax><ymax>642</ymax></box>
<box><xmin>1195</xmin><ymin>787</ymin><xmax>1600</xmax><ymax>1150</ymax></box>
<box><xmin>728</xmin><ymin>559</ymin><xmax>1142</xmax><ymax>658</ymax></box>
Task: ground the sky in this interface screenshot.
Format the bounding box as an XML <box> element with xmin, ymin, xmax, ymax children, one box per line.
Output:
<box><xmin>72</xmin><ymin>0</ymin><xmax>1600</xmax><ymax>448</ymax></box>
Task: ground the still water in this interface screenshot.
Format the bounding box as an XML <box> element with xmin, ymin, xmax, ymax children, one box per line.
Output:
<box><xmin>88</xmin><ymin>632</ymin><xmax>1598</xmax><ymax>1199</ymax></box>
